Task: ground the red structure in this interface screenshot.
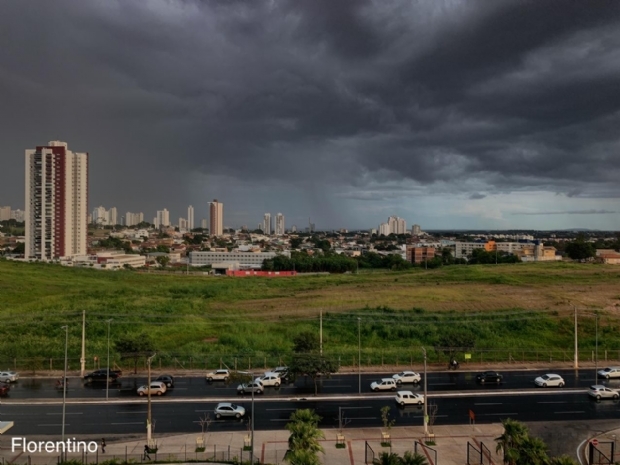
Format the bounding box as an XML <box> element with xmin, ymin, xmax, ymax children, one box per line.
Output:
<box><xmin>226</xmin><ymin>270</ymin><xmax>297</xmax><ymax>277</ymax></box>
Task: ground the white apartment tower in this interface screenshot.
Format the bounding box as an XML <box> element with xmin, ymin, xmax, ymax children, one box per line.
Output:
<box><xmin>0</xmin><ymin>206</ymin><xmax>12</xmax><ymax>221</ymax></box>
<box><xmin>125</xmin><ymin>212</ymin><xmax>144</xmax><ymax>227</ymax></box>
<box><xmin>209</xmin><ymin>199</ymin><xmax>223</xmax><ymax>236</ymax></box>
<box><xmin>155</xmin><ymin>209</ymin><xmax>170</xmax><ymax>228</ymax></box>
<box><xmin>25</xmin><ymin>141</ymin><xmax>88</xmax><ymax>259</ymax></box>
<box><xmin>412</xmin><ymin>224</ymin><xmax>421</xmax><ymax>235</ymax></box>
<box><xmin>275</xmin><ymin>213</ymin><xmax>285</xmax><ymax>235</ymax></box>
<box><xmin>387</xmin><ymin>216</ymin><xmax>406</xmax><ymax>235</ymax></box>
<box><xmin>187</xmin><ymin>205</ymin><xmax>195</xmax><ymax>230</ymax></box>
<box><xmin>263</xmin><ymin>213</ymin><xmax>272</xmax><ymax>235</ymax></box>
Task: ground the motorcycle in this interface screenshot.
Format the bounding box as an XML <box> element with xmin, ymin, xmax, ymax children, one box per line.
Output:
<box><xmin>448</xmin><ymin>360</ymin><xmax>460</xmax><ymax>370</ymax></box>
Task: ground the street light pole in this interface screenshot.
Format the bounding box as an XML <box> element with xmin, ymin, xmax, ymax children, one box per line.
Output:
<box><xmin>422</xmin><ymin>347</ymin><xmax>428</xmax><ymax>436</ymax></box>
<box><xmin>574</xmin><ymin>306</ymin><xmax>578</xmax><ymax>369</ymax></box>
<box><xmin>250</xmin><ymin>371</ymin><xmax>255</xmax><ymax>465</ymax></box>
<box><xmin>80</xmin><ymin>310</ymin><xmax>86</xmax><ymax>378</ymax></box>
<box><xmin>595</xmin><ymin>313</ymin><xmax>599</xmax><ymax>382</ymax></box>
<box><xmin>106</xmin><ymin>319</ymin><xmax>113</xmax><ymax>401</ymax></box>
<box><xmin>61</xmin><ymin>325</ymin><xmax>69</xmax><ymax>458</ymax></box>
<box><xmin>146</xmin><ymin>353</ymin><xmax>156</xmax><ymax>447</ymax></box>
<box><xmin>357</xmin><ymin>318</ymin><xmax>361</xmax><ymax>395</ymax></box>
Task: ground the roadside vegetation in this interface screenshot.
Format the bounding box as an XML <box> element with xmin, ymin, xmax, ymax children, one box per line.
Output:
<box><xmin>0</xmin><ymin>259</ymin><xmax>619</xmax><ymax>370</ymax></box>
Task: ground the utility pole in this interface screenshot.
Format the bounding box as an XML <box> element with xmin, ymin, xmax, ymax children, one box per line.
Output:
<box><xmin>80</xmin><ymin>310</ymin><xmax>86</xmax><ymax>377</ymax></box>
<box><xmin>422</xmin><ymin>347</ymin><xmax>428</xmax><ymax>436</ymax></box>
<box><xmin>574</xmin><ymin>306</ymin><xmax>578</xmax><ymax>369</ymax></box>
<box><xmin>146</xmin><ymin>353</ymin><xmax>156</xmax><ymax>447</ymax></box>
<box><xmin>61</xmin><ymin>325</ymin><xmax>69</xmax><ymax>459</ymax></box>
<box><xmin>320</xmin><ymin>309</ymin><xmax>323</xmax><ymax>356</ymax></box>
<box><xmin>595</xmin><ymin>313</ymin><xmax>599</xmax><ymax>382</ymax></box>
<box><xmin>250</xmin><ymin>370</ymin><xmax>255</xmax><ymax>465</ymax></box>
<box><xmin>106</xmin><ymin>319</ymin><xmax>113</xmax><ymax>401</ymax></box>
<box><xmin>357</xmin><ymin>318</ymin><xmax>361</xmax><ymax>395</ymax></box>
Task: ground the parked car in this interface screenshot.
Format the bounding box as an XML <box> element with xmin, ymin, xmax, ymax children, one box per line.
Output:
<box><xmin>0</xmin><ymin>383</ymin><xmax>10</xmax><ymax>396</ymax></box>
<box><xmin>237</xmin><ymin>380</ymin><xmax>264</xmax><ymax>395</ymax></box>
<box><xmin>370</xmin><ymin>378</ymin><xmax>397</xmax><ymax>392</ymax></box>
<box><xmin>392</xmin><ymin>371</ymin><xmax>421</xmax><ymax>385</ymax></box>
<box><xmin>476</xmin><ymin>371</ymin><xmax>503</xmax><ymax>384</ymax></box>
<box><xmin>534</xmin><ymin>374</ymin><xmax>565</xmax><ymax>387</ymax></box>
<box><xmin>395</xmin><ymin>390</ymin><xmax>424</xmax><ymax>406</ymax></box>
<box><xmin>214</xmin><ymin>402</ymin><xmax>245</xmax><ymax>419</ymax></box>
<box><xmin>597</xmin><ymin>367</ymin><xmax>620</xmax><ymax>379</ymax></box>
<box><xmin>588</xmin><ymin>385</ymin><xmax>620</xmax><ymax>401</ymax></box>
<box><xmin>137</xmin><ymin>381</ymin><xmax>167</xmax><ymax>396</ymax></box>
<box><xmin>84</xmin><ymin>369</ymin><xmax>121</xmax><ymax>384</ymax></box>
<box><xmin>206</xmin><ymin>369</ymin><xmax>230</xmax><ymax>382</ymax></box>
<box><xmin>156</xmin><ymin>374</ymin><xmax>175</xmax><ymax>388</ymax></box>
<box><xmin>259</xmin><ymin>372</ymin><xmax>281</xmax><ymax>388</ymax></box>
<box><xmin>0</xmin><ymin>371</ymin><xmax>19</xmax><ymax>383</ymax></box>
<box><xmin>269</xmin><ymin>366</ymin><xmax>289</xmax><ymax>380</ymax></box>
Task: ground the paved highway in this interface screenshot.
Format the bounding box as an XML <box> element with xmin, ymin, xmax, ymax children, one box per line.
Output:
<box><xmin>5</xmin><ymin>368</ymin><xmax>618</xmax><ymax>400</ymax></box>
<box><xmin>2</xmin><ymin>390</ymin><xmax>619</xmax><ymax>436</ymax></box>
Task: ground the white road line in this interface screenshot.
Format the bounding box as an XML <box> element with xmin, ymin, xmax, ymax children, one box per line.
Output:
<box><xmin>477</xmin><ymin>413</ymin><xmax>518</xmax><ymax>416</ymax></box>
<box><xmin>38</xmin><ymin>424</ymin><xmax>67</xmax><ymax>427</ymax></box>
<box><xmin>537</xmin><ymin>401</ymin><xmax>567</xmax><ymax>404</ymax></box>
<box><xmin>110</xmin><ymin>422</ymin><xmax>145</xmax><ymax>425</ymax></box>
<box><xmin>116</xmin><ymin>411</ymin><xmax>147</xmax><ymax>414</ymax></box>
<box><xmin>45</xmin><ymin>412</ymin><xmax>83</xmax><ymax>415</ymax></box>
<box><xmin>554</xmin><ymin>411</ymin><xmax>584</xmax><ymax>414</ymax></box>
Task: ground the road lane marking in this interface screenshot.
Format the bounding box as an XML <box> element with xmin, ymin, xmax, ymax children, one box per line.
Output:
<box><xmin>537</xmin><ymin>401</ymin><xmax>567</xmax><ymax>404</ymax></box>
<box><xmin>477</xmin><ymin>413</ymin><xmax>518</xmax><ymax>416</ymax></box>
<box><xmin>111</xmin><ymin>422</ymin><xmax>145</xmax><ymax>425</ymax></box>
<box><xmin>474</xmin><ymin>403</ymin><xmax>502</xmax><ymax>405</ymax></box>
<box><xmin>38</xmin><ymin>424</ymin><xmax>68</xmax><ymax>427</ymax></box>
<box><xmin>45</xmin><ymin>412</ymin><xmax>83</xmax><ymax>415</ymax></box>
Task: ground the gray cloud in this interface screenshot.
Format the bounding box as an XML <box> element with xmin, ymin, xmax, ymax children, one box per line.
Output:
<box><xmin>1</xmin><ymin>0</ymin><xmax>619</xmax><ymax>228</ymax></box>
<box><xmin>513</xmin><ymin>210</ymin><xmax>617</xmax><ymax>216</ymax></box>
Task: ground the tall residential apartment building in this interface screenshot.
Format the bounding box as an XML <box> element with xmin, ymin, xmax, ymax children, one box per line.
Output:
<box><xmin>263</xmin><ymin>213</ymin><xmax>272</xmax><ymax>235</ymax></box>
<box><xmin>25</xmin><ymin>140</ymin><xmax>88</xmax><ymax>259</ymax></box>
<box><xmin>275</xmin><ymin>213</ymin><xmax>285</xmax><ymax>235</ymax></box>
<box><xmin>125</xmin><ymin>212</ymin><xmax>144</xmax><ymax>227</ymax></box>
<box><xmin>209</xmin><ymin>199</ymin><xmax>223</xmax><ymax>236</ymax></box>
<box><xmin>388</xmin><ymin>216</ymin><xmax>407</xmax><ymax>234</ymax></box>
<box><xmin>11</xmin><ymin>209</ymin><xmax>25</xmax><ymax>222</ymax></box>
<box><xmin>154</xmin><ymin>209</ymin><xmax>170</xmax><ymax>228</ymax></box>
<box><xmin>201</xmin><ymin>218</ymin><xmax>208</xmax><ymax>229</ymax></box>
<box><xmin>412</xmin><ymin>224</ymin><xmax>421</xmax><ymax>235</ymax></box>
<box><xmin>0</xmin><ymin>206</ymin><xmax>11</xmax><ymax>221</ymax></box>
<box><xmin>92</xmin><ymin>206</ymin><xmax>118</xmax><ymax>226</ymax></box>
<box><xmin>187</xmin><ymin>205</ymin><xmax>194</xmax><ymax>230</ymax></box>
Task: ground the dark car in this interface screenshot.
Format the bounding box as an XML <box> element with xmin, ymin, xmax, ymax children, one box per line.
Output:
<box><xmin>156</xmin><ymin>374</ymin><xmax>174</xmax><ymax>388</ymax></box>
<box><xmin>0</xmin><ymin>383</ymin><xmax>10</xmax><ymax>396</ymax></box>
<box><xmin>476</xmin><ymin>371</ymin><xmax>503</xmax><ymax>384</ymax></box>
<box><xmin>84</xmin><ymin>369</ymin><xmax>121</xmax><ymax>384</ymax></box>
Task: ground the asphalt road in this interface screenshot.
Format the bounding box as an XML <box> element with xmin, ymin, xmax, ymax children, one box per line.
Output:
<box><xmin>5</xmin><ymin>368</ymin><xmax>619</xmax><ymax>400</ymax></box>
<box><xmin>2</xmin><ymin>390</ymin><xmax>619</xmax><ymax>436</ymax></box>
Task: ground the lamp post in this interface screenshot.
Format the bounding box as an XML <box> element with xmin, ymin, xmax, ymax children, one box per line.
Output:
<box><xmin>250</xmin><ymin>371</ymin><xmax>255</xmax><ymax>465</ymax></box>
<box><xmin>106</xmin><ymin>319</ymin><xmax>113</xmax><ymax>401</ymax></box>
<box><xmin>357</xmin><ymin>318</ymin><xmax>361</xmax><ymax>395</ymax></box>
<box><xmin>146</xmin><ymin>353</ymin><xmax>156</xmax><ymax>447</ymax></box>
<box><xmin>422</xmin><ymin>347</ymin><xmax>428</xmax><ymax>436</ymax></box>
<box><xmin>595</xmin><ymin>313</ymin><xmax>599</xmax><ymax>382</ymax></box>
<box><xmin>61</xmin><ymin>325</ymin><xmax>69</xmax><ymax>458</ymax></box>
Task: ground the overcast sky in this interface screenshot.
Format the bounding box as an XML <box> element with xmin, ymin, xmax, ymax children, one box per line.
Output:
<box><xmin>2</xmin><ymin>0</ymin><xmax>620</xmax><ymax>230</ymax></box>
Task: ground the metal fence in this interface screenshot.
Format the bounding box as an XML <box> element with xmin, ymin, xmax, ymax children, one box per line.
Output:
<box><xmin>3</xmin><ymin>347</ymin><xmax>620</xmax><ymax>374</ymax></box>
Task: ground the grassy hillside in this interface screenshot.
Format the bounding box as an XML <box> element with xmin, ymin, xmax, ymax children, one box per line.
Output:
<box><xmin>1</xmin><ymin>259</ymin><xmax>619</xmax><ymax>370</ymax></box>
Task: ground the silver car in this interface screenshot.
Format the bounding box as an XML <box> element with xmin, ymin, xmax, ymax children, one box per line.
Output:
<box><xmin>588</xmin><ymin>385</ymin><xmax>619</xmax><ymax>401</ymax></box>
<box><xmin>237</xmin><ymin>380</ymin><xmax>264</xmax><ymax>395</ymax></box>
<box><xmin>206</xmin><ymin>369</ymin><xmax>230</xmax><ymax>382</ymax></box>
<box><xmin>597</xmin><ymin>367</ymin><xmax>620</xmax><ymax>379</ymax></box>
<box><xmin>0</xmin><ymin>371</ymin><xmax>19</xmax><ymax>383</ymax></box>
<box><xmin>214</xmin><ymin>402</ymin><xmax>245</xmax><ymax>419</ymax></box>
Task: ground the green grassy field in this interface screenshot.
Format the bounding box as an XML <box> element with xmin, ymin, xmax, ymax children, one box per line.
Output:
<box><xmin>1</xmin><ymin>259</ymin><xmax>619</xmax><ymax>370</ymax></box>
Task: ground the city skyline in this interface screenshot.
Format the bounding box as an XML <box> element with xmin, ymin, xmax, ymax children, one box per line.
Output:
<box><xmin>1</xmin><ymin>2</ymin><xmax>620</xmax><ymax>230</ymax></box>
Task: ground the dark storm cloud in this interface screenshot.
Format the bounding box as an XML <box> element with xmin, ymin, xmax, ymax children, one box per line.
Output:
<box><xmin>1</xmin><ymin>0</ymin><xmax>620</xmax><ymax>218</ymax></box>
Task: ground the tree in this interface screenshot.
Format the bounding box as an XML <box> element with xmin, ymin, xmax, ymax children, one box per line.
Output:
<box><xmin>519</xmin><ymin>437</ymin><xmax>549</xmax><ymax>465</ymax></box>
<box><xmin>156</xmin><ymin>255</ymin><xmax>170</xmax><ymax>268</ymax></box>
<box><xmin>373</xmin><ymin>452</ymin><xmax>401</xmax><ymax>465</ymax></box>
<box><xmin>549</xmin><ymin>456</ymin><xmax>578</xmax><ymax>465</ymax></box>
<box><xmin>11</xmin><ymin>243</ymin><xmax>25</xmax><ymax>254</ymax></box>
<box><xmin>495</xmin><ymin>418</ymin><xmax>530</xmax><ymax>465</ymax></box>
<box><xmin>435</xmin><ymin>329</ymin><xmax>475</xmax><ymax>359</ymax></box>
<box><xmin>288</xmin><ymin>353</ymin><xmax>339</xmax><ymax>395</ymax></box>
<box><xmin>401</xmin><ymin>451</ymin><xmax>429</xmax><ymax>465</ymax></box>
<box><xmin>293</xmin><ymin>331</ymin><xmax>319</xmax><ymax>353</ymax></box>
<box><xmin>115</xmin><ymin>332</ymin><xmax>155</xmax><ymax>374</ymax></box>
<box><xmin>565</xmin><ymin>237</ymin><xmax>596</xmax><ymax>260</ymax></box>
<box><xmin>285</xmin><ymin>409</ymin><xmax>324</xmax><ymax>465</ymax></box>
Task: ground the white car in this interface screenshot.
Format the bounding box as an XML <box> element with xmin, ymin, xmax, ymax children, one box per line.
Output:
<box><xmin>137</xmin><ymin>381</ymin><xmax>167</xmax><ymax>396</ymax></box>
<box><xmin>370</xmin><ymin>378</ymin><xmax>397</xmax><ymax>392</ymax></box>
<box><xmin>392</xmin><ymin>371</ymin><xmax>421</xmax><ymax>384</ymax></box>
<box><xmin>588</xmin><ymin>385</ymin><xmax>620</xmax><ymax>401</ymax></box>
<box><xmin>534</xmin><ymin>374</ymin><xmax>565</xmax><ymax>388</ymax></box>
<box><xmin>395</xmin><ymin>390</ymin><xmax>425</xmax><ymax>406</ymax></box>
<box><xmin>237</xmin><ymin>380</ymin><xmax>264</xmax><ymax>395</ymax></box>
<box><xmin>259</xmin><ymin>372</ymin><xmax>281</xmax><ymax>388</ymax></box>
<box><xmin>206</xmin><ymin>369</ymin><xmax>230</xmax><ymax>382</ymax></box>
<box><xmin>597</xmin><ymin>367</ymin><xmax>620</xmax><ymax>379</ymax></box>
<box><xmin>0</xmin><ymin>371</ymin><xmax>19</xmax><ymax>383</ymax></box>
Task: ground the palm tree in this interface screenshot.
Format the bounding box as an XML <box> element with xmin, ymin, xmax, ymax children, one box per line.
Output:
<box><xmin>285</xmin><ymin>449</ymin><xmax>322</xmax><ymax>465</ymax></box>
<box><xmin>549</xmin><ymin>455</ymin><xmax>578</xmax><ymax>465</ymax></box>
<box><xmin>519</xmin><ymin>437</ymin><xmax>549</xmax><ymax>465</ymax></box>
<box><xmin>373</xmin><ymin>452</ymin><xmax>402</xmax><ymax>465</ymax></box>
<box><xmin>401</xmin><ymin>451</ymin><xmax>429</xmax><ymax>465</ymax></box>
<box><xmin>495</xmin><ymin>419</ymin><xmax>530</xmax><ymax>465</ymax></box>
<box><xmin>285</xmin><ymin>409</ymin><xmax>324</xmax><ymax>465</ymax></box>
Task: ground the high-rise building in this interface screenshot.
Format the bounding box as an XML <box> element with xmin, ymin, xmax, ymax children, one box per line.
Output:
<box><xmin>275</xmin><ymin>213</ymin><xmax>285</xmax><ymax>236</ymax></box>
<box><xmin>263</xmin><ymin>213</ymin><xmax>271</xmax><ymax>235</ymax></box>
<box><xmin>178</xmin><ymin>218</ymin><xmax>188</xmax><ymax>230</ymax></box>
<box><xmin>109</xmin><ymin>207</ymin><xmax>118</xmax><ymax>226</ymax></box>
<box><xmin>11</xmin><ymin>209</ymin><xmax>25</xmax><ymax>222</ymax></box>
<box><xmin>387</xmin><ymin>216</ymin><xmax>406</xmax><ymax>234</ymax></box>
<box><xmin>201</xmin><ymin>218</ymin><xmax>208</xmax><ymax>229</ymax></box>
<box><xmin>378</xmin><ymin>223</ymin><xmax>390</xmax><ymax>236</ymax></box>
<box><xmin>125</xmin><ymin>212</ymin><xmax>144</xmax><ymax>227</ymax></box>
<box><xmin>155</xmin><ymin>209</ymin><xmax>170</xmax><ymax>228</ymax></box>
<box><xmin>92</xmin><ymin>206</ymin><xmax>118</xmax><ymax>226</ymax></box>
<box><xmin>187</xmin><ymin>205</ymin><xmax>194</xmax><ymax>230</ymax></box>
<box><xmin>25</xmin><ymin>140</ymin><xmax>88</xmax><ymax>259</ymax></box>
<box><xmin>0</xmin><ymin>206</ymin><xmax>11</xmax><ymax>221</ymax></box>
<box><xmin>209</xmin><ymin>199</ymin><xmax>223</xmax><ymax>236</ymax></box>
<box><xmin>412</xmin><ymin>224</ymin><xmax>421</xmax><ymax>235</ymax></box>
<box><xmin>291</xmin><ymin>225</ymin><xmax>297</xmax><ymax>233</ymax></box>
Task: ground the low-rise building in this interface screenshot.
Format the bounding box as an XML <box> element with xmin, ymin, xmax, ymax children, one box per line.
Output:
<box><xmin>189</xmin><ymin>250</ymin><xmax>286</xmax><ymax>269</ymax></box>
<box><xmin>405</xmin><ymin>246</ymin><xmax>436</xmax><ymax>264</ymax></box>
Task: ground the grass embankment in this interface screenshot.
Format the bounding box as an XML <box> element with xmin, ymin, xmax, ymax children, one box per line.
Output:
<box><xmin>1</xmin><ymin>260</ymin><xmax>619</xmax><ymax>370</ymax></box>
